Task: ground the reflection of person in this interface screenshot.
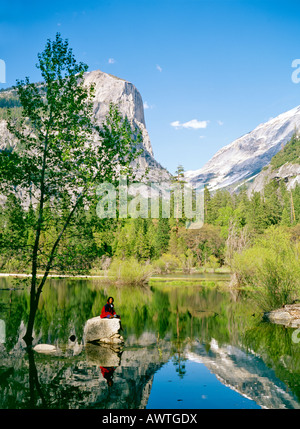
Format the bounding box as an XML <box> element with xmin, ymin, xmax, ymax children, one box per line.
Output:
<box><xmin>100</xmin><ymin>366</ymin><xmax>116</xmax><ymax>387</ymax></box>
<box><xmin>100</xmin><ymin>297</ymin><xmax>120</xmax><ymax>319</ymax></box>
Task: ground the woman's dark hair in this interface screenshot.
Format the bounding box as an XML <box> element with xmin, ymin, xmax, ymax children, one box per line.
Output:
<box><xmin>107</xmin><ymin>297</ymin><xmax>114</xmax><ymax>303</ymax></box>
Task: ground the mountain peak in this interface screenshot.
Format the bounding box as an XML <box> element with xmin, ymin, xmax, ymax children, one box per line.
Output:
<box><xmin>185</xmin><ymin>104</ymin><xmax>300</xmax><ymax>191</ymax></box>
<box><xmin>0</xmin><ymin>68</ymin><xmax>170</xmax><ymax>184</ymax></box>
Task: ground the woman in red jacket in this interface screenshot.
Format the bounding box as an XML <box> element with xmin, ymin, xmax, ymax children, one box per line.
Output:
<box><xmin>100</xmin><ymin>297</ymin><xmax>120</xmax><ymax>319</ymax></box>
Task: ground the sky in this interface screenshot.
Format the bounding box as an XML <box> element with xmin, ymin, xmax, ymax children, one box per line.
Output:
<box><xmin>1</xmin><ymin>0</ymin><xmax>300</xmax><ymax>174</ymax></box>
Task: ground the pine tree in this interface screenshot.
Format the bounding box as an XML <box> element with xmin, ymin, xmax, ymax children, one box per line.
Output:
<box><xmin>281</xmin><ymin>207</ymin><xmax>291</xmax><ymax>226</ymax></box>
<box><xmin>171</xmin><ymin>164</ymin><xmax>187</xmax><ymax>231</ymax></box>
<box><xmin>134</xmin><ymin>218</ymin><xmax>151</xmax><ymax>261</ymax></box>
<box><xmin>204</xmin><ymin>186</ymin><xmax>212</xmax><ymax>224</ymax></box>
<box><xmin>155</xmin><ymin>217</ymin><xmax>170</xmax><ymax>256</ymax></box>
<box><xmin>263</xmin><ymin>180</ymin><xmax>282</xmax><ymax>225</ymax></box>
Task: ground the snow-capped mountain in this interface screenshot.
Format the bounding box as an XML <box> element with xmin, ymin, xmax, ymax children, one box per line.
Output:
<box><xmin>185</xmin><ymin>105</ymin><xmax>300</xmax><ymax>191</ymax></box>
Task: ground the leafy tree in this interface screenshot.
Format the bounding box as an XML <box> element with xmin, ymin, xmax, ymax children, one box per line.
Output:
<box><xmin>113</xmin><ymin>220</ymin><xmax>135</xmax><ymax>259</ymax></box>
<box><xmin>0</xmin><ymin>34</ymin><xmax>142</xmax><ymax>345</ymax></box>
<box><xmin>183</xmin><ymin>224</ymin><xmax>225</xmax><ymax>266</ymax></box>
<box><xmin>0</xmin><ymin>194</ymin><xmax>27</xmax><ymax>270</ymax></box>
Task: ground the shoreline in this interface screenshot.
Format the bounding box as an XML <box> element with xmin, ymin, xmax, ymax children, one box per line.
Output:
<box><xmin>0</xmin><ymin>272</ymin><xmax>232</xmax><ymax>279</ymax></box>
<box><xmin>0</xmin><ymin>273</ymin><xmax>107</xmax><ymax>279</ymax></box>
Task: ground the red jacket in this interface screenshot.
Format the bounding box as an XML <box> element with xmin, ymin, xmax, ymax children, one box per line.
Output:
<box><xmin>100</xmin><ymin>303</ymin><xmax>116</xmax><ymax>319</ymax></box>
<box><xmin>100</xmin><ymin>366</ymin><xmax>116</xmax><ymax>378</ymax></box>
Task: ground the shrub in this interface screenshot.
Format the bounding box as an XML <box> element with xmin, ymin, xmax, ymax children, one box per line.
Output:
<box><xmin>204</xmin><ymin>255</ymin><xmax>220</xmax><ymax>272</ymax></box>
<box><xmin>254</xmin><ymin>258</ymin><xmax>299</xmax><ymax>311</ymax></box>
<box><xmin>151</xmin><ymin>253</ymin><xmax>180</xmax><ymax>274</ymax></box>
<box><xmin>179</xmin><ymin>249</ymin><xmax>195</xmax><ymax>274</ymax></box>
<box><xmin>108</xmin><ymin>257</ymin><xmax>154</xmax><ymax>286</ymax></box>
<box><xmin>231</xmin><ymin>226</ymin><xmax>300</xmax><ymax>311</ymax></box>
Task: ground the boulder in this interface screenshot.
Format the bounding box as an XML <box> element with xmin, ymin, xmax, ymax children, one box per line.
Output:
<box><xmin>83</xmin><ymin>317</ymin><xmax>124</xmax><ymax>344</ymax></box>
<box><xmin>33</xmin><ymin>344</ymin><xmax>57</xmax><ymax>354</ymax></box>
<box><xmin>264</xmin><ymin>304</ymin><xmax>300</xmax><ymax>328</ymax></box>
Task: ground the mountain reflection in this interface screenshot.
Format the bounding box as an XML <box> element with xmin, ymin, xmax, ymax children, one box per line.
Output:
<box><xmin>0</xmin><ymin>278</ymin><xmax>300</xmax><ymax>409</ymax></box>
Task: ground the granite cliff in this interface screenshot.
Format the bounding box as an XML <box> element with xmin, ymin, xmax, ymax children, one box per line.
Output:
<box><xmin>0</xmin><ymin>69</ymin><xmax>170</xmax><ymax>186</ymax></box>
<box><xmin>185</xmin><ymin>105</ymin><xmax>300</xmax><ymax>192</ymax></box>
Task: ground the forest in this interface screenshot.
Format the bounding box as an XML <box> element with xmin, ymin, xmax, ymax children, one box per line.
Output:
<box><xmin>0</xmin><ymin>157</ymin><xmax>299</xmax><ymax>280</ymax></box>
<box><xmin>0</xmin><ymin>72</ymin><xmax>299</xmax><ymax>313</ymax></box>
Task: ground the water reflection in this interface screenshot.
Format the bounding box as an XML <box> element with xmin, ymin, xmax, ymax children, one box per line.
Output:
<box><xmin>27</xmin><ymin>347</ymin><xmax>48</xmax><ymax>408</ymax></box>
<box><xmin>85</xmin><ymin>343</ymin><xmax>123</xmax><ymax>367</ymax></box>
<box><xmin>0</xmin><ymin>277</ymin><xmax>300</xmax><ymax>409</ymax></box>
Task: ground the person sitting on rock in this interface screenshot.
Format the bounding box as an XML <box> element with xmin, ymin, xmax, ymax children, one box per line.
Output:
<box><xmin>100</xmin><ymin>297</ymin><xmax>120</xmax><ymax>319</ymax></box>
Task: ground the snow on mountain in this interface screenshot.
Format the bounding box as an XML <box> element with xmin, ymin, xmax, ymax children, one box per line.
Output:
<box><xmin>185</xmin><ymin>105</ymin><xmax>300</xmax><ymax>191</ymax></box>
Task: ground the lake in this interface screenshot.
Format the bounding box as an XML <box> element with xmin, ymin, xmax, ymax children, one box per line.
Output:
<box><xmin>0</xmin><ymin>276</ymin><xmax>300</xmax><ymax>409</ymax></box>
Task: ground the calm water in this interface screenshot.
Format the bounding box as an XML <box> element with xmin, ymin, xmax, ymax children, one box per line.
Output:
<box><xmin>0</xmin><ymin>276</ymin><xmax>300</xmax><ymax>409</ymax></box>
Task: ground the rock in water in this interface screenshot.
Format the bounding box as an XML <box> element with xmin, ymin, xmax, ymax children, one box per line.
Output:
<box><xmin>83</xmin><ymin>317</ymin><xmax>124</xmax><ymax>344</ymax></box>
<box><xmin>264</xmin><ymin>304</ymin><xmax>300</xmax><ymax>328</ymax></box>
<box><xmin>33</xmin><ymin>344</ymin><xmax>57</xmax><ymax>354</ymax></box>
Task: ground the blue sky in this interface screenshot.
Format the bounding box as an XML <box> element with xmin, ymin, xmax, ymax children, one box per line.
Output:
<box><xmin>1</xmin><ymin>0</ymin><xmax>300</xmax><ymax>174</ymax></box>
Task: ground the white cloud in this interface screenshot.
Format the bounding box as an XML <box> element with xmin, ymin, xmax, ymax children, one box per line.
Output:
<box><xmin>108</xmin><ymin>58</ymin><xmax>116</xmax><ymax>64</ymax></box>
<box><xmin>217</xmin><ymin>120</ymin><xmax>224</xmax><ymax>126</ymax></box>
<box><xmin>156</xmin><ymin>64</ymin><xmax>162</xmax><ymax>72</ymax></box>
<box><xmin>144</xmin><ymin>101</ymin><xmax>155</xmax><ymax>110</ymax></box>
<box><xmin>171</xmin><ymin>119</ymin><xmax>209</xmax><ymax>130</ymax></box>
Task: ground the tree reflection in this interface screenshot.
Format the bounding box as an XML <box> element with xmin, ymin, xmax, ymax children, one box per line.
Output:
<box><xmin>171</xmin><ymin>307</ymin><xmax>187</xmax><ymax>378</ymax></box>
<box><xmin>2</xmin><ymin>278</ymin><xmax>300</xmax><ymax>408</ymax></box>
<box><xmin>26</xmin><ymin>347</ymin><xmax>48</xmax><ymax>408</ymax></box>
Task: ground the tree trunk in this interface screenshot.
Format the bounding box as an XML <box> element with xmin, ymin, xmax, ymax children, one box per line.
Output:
<box><xmin>22</xmin><ymin>193</ymin><xmax>83</xmax><ymax>347</ymax></box>
<box><xmin>23</xmin><ymin>228</ymin><xmax>42</xmax><ymax>346</ymax></box>
<box><xmin>23</xmin><ymin>299</ymin><xmax>38</xmax><ymax>346</ymax></box>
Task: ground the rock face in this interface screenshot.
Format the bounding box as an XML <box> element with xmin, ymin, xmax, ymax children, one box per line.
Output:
<box><xmin>264</xmin><ymin>304</ymin><xmax>300</xmax><ymax>328</ymax></box>
<box><xmin>247</xmin><ymin>162</ymin><xmax>300</xmax><ymax>196</ymax></box>
<box><xmin>84</xmin><ymin>70</ymin><xmax>152</xmax><ymax>156</ymax></box>
<box><xmin>83</xmin><ymin>316</ymin><xmax>124</xmax><ymax>344</ymax></box>
<box><xmin>185</xmin><ymin>105</ymin><xmax>300</xmax><ymax>191</ymax></box>
<box><xmin>84</xmin><ymin>70</ymin><xmax>170</xmax><ymax>184</ymax></box>
<box><xmin>0</xmin><ymin>70</ymin><xmax>170</xmax><ymax>186</ymax></box>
